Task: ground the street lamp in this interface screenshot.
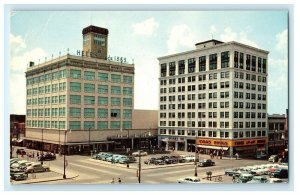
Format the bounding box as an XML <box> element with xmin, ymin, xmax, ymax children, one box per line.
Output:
<box><xmin>137</xmin><ymin>131</ymin><xmax>151</xmax><ymax>183</ymax></box>
<box><xmin>273</xmin><ymin>129</ymin><xmax>278</xmax><ymax>155</ymax></box>
<box><xmin>194</xmin><ymin>131</ymin><xmax>199</xmax><ymax>177</ymax></box>
<box><xmin>63</xmin><ymin>129</ymin><xmax>71</xmax><ymax>179</ymax></box>
<box><xmin>89</xmin><ymin>127</ymin><xmax>91</xmax><ymax>156</ymax></box>
<box><xmin>41</xmin><ymin>128</ymin><xmax>44</xmax><ymax>165</ymax></box>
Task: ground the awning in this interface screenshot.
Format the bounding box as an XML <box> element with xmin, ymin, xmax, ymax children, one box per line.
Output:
<box><xmin>197</xmin><ymin>145</ymin><xmax>228</xmax><ymax>150</ymax></box>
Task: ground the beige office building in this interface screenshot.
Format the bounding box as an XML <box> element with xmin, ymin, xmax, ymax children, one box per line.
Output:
<box><xmin>24</xmin><ymin>25</ymin><xmax>157</xmax><ymax>154</ymax></box>
<box><xmin>158</xmin><ymin>40</ymin><xmax>269</xmax><ymax>157</ymax></box>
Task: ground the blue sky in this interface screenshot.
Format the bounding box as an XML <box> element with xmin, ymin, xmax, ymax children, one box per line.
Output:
<box><xmin>10</xmin><ymin>11</ymin><xmax>288</xmax><ymax>115</ymax></box>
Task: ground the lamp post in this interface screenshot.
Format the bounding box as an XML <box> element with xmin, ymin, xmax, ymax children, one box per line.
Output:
<box><xmin>89</xmin><ymin>127</ymin><xmax>91</xmax><ymax>156</ymax></box>
<box><xmin>63</xmin><ymin>129</ymin><xmax>71</xmax><ymax>179</ymax></box>
<box><xmin>273</xmin><ymin>129</ymin><xmax>277</xmax><ymax>155</ymax></box>
<box><xmin>194</xmin><ymin>134</ymin><xmax>198</xmax><ymax>177</ymax></box>
<box><xmin>138</xmin><ymin>135</ymin><xmax>141</xmax><ymax>183</ymax></box>
<box><xmin>41</xmin><ymin>128</ymin><xmax>44</xmax><ymax>165</ymax></box>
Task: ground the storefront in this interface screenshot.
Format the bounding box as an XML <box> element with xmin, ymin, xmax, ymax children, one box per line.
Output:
<box><xmin>195</xmin><ymin>138</ymin><xmax>268</xmax><ymax>157</ymax></box>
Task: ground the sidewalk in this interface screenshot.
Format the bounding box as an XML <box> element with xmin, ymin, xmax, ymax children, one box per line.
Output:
<box><xmin>12</xmin><ymin>166</ymin><xmax>79</xmax><ymax>184</ymax></box>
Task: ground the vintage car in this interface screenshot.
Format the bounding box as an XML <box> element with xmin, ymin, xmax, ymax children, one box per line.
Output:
<box><xmin>197</xmin><ymin>159</ymin><xmax>215</xmax><ymax>167</ymax></box>
<box><xmin>177</xmin><ymin>177</ymin><xmax>201</xmax><ymax>183</ymax></box>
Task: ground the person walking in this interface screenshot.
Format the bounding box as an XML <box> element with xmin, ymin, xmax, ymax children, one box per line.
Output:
<box><xmin>118</xmin><ymin>178</ymin><xmax>121</xmax><ymax>184</ymax></box>
<box><xmin>235</xmin><ymin>153</ymin><xmax>239</xmax><ymax>160</ymax></box>
<box><xmin>111</xmin><ymin>178</ymin><xmax>115</xmax><ymax>184</ymax></box>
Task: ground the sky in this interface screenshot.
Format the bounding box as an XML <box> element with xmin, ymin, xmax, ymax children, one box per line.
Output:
<box><xmin>9</xmin><ymin>11</ymin><xmax>288</xmax><ymax>115</ymax></box>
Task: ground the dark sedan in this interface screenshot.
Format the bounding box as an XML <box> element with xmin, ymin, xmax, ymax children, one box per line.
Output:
<box><xmin>38</xmin><ymin>153</ymin><xmax>56</xmax><ymax>161</ymax></box>
<box><xmin>197</xmin><ymin>159</ymin><xmax>215</xmax><ymax>167</ymax></box>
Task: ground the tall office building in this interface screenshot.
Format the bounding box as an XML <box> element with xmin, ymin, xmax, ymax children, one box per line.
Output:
<box><xmin>158</xmin><ymin>40</ymin><xmax>269</xmax><ymax>156</ymax></box>
<box><xmin>24</xmin><ymin>25</ymin><xmax>135</xmax><ymax>153</ymax></box>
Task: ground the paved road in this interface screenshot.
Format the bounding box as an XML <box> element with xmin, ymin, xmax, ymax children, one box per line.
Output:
<box><xmin>10</xmin><ymin>147</ymin><xmax>277</xmax><ymax>184</ymax></box>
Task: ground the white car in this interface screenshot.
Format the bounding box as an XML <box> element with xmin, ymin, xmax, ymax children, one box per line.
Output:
<box><xmin>177</xmin><ymin>177</ymin><xmax>201</xmax><ymax>183</ymax></box>
<box><xmin>268</xmin><ymin>178</ymin><xmax>286</xmax><ymax>183</ymax></box>
<box><xmin>132</xmin><ymin>151</ymin><xmax>148</xmax><ymax>156</ymax></box>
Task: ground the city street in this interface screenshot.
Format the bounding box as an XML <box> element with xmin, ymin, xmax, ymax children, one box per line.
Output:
<box><xmin>11</xmin><ymin>148</ymin><xmax>272</xmax><ymax>184</ymax></box>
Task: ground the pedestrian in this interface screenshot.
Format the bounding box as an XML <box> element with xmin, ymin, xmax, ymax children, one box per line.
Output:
<box><xmin>118</xmin><ymin>178</ymin><xmax>121</xmax><ymax>184</ymax></box>
<box><xmin>235</xmin><ymin>153</ymin><xmax>239</xmax><ymax>160</ymax></box>
<box><xmin>32</xmin><ymin>151</ymin><xmax>35</xmax><ymax>158</ymax></box>
<box><xmin>232</xmin><ymin>175</ymin><xmax>236</xmax><ymax>182</ymax></box>
<box><xmin>111</xmin><ymin>178</ymin><xmax>115</xmax><ymax>184</ymax></box>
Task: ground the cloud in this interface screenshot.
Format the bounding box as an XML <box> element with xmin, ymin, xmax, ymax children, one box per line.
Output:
<box><xmin>10</xmin><ymin>34</ymin><xmax>27</xmax><ymax>55</ymax></box>
<box><xmin>209</xmin><ymin>25</ymin><xmax>218</xmax><ymax>37</ymax></box>
<box><xmin>132</xmin><ymin>18</ymin><xmax>159</xmax><ymax>36</ymax></box>
<box><xmin>268</xmin><ymin>57</ymin><xmax>288</xmax><ymax>88</ymax></box>
<box><xmin>167</xmin><ymin>24</ymin><xmax>196</xmax><ymax>54</ymax></box>
<box><xmin>220</xmin><ymin>27</ymin><xmax>258</xmax><ymax>48</ymax></box>
<box><xmin>10</xmin><ymin>34</ymin><xmax>47</xmax><ymax>114</ymax></box>
<box><xmin>275</xmin><ymin>29</ymin><xmax>287</xmax><ymax>53</ymax></box>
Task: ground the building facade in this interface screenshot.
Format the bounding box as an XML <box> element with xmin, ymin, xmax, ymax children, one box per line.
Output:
<box><xmin>158</xmin><ymin>40</ymin><xmax>269</xmax><ymax>157</ymax></box>
<box><xmin>268</xmin><ymin>113</ymin><xmax>288</xmax><ymax>156</ymax></box>
<box><xmin>24</xmin><ymin>25</ymin><xmax>151</xmax><ymax>154</ymax></box>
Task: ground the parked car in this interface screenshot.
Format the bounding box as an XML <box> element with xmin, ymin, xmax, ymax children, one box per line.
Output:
<box><xmin>246</xmin><ymin>176</ymin><xmax>268</xmax><ymax>183</ymax></box>
<box><xmin>268</xmin><ymin>178</ymin><xmax>285</xmax><ymax>183</ymax></box>
<box><xmin>177</xmin><ymin>177</ymin><xmax>201</xmax><ymax>183</ymax></box>
<box><xmin>197</xmin><ymin>159</ymin><xmax>215</xmax><ymax>167</ymax></box>
<box><xmin>153</xmin><ymin>159</ymin><xmax>164</xmax><ymax>165</ymax></box>
<box><xmin>94</xmin><ymin>152</ymin><xmax>106</xmax><ymax>160</ymax></box>
<box><xmin>102</xmin><ymin>153</ymin><xmax>113</xmax><ymax>161</ymax></box>
<box><xmin>225</xmin><ymin>168</ymin><xmax>239</xmax><ymax>176</ymax></box>
<box><xmin>132</xmin><ymin>151</ymin><xmax>148</xmax><ymax>157</ymax></box>
<box><xmin>38</xmin><ymin>153</ymin><xmax>56</xmax><ymax>161</ymax></box>
<box><xmin>182</xmin><ymin>155</ymin><xmax>195</xmax><ymax>162</ymax></box>
<box><xmin>119</xmin><ymin>156</ymin><xmax>136</xmax><ymax>164</ymax></box>
<box><xmin>236</xmin><ymin>173</ymin><xmax>254</xmax><ymax>183</ymax></box>
<box><xmin>270</xmin><ymin>168</ymin><xmax>288</xmax><ymax>178</ymax></box>
<box><xmin>268</xmin><ymin>155</ymin><xmax>279</xmax><ymax>162</ymax></box>
<box><xmin>10</xmin><ymin>158</ymin><xmax>19</xmax><ymax>165</ymax></box>
<box><xmin>254</xmin><ymin>153</ymin><xmax>268</xmax><ymax>160</ymax></box>
<box><xmin>16</xmin><ymin>149</ymin><xmax>26</xmax><ymax>155</ymax></box>
<box><xmin>10</xmin><ymin>169</ymin><xmax>28</xmax><ymax>181</ymax></box>
<box><xmin>25</xmin><ymin>163</ymin><xmax>50</xmax><ymax>173</ymax></box>
<box><xmin>144</xmin><ymin>157</ymin><xmax>157</xmax><ymax>164</ymax></box>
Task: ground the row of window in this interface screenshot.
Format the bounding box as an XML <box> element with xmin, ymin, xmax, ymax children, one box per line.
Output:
<box><xmin>27</xmin><ymin>108</ymin><xmax>132</xmax><ymax>119</ymax></box>
<box><xmin>27</xmin><ymin>70</ymin><xmax>133</xmax><ymax>85</ymax></box>
<box><xmin>159</xmin><ymin>121</ymin><xmax>267</xmax><ymax>128</ymax></box>
<box><xmin>27</xmin><ymin>108</ymin><xmax>66</xmax><ymax>117</ymax></box>
<box><xmin>159</xmin><ymin>129</ymin><xmax>267</xmax><ymax>138</ymax></box>
<box><xmin>161</xmin><ymin>51</ymin><xmax>267</xmax><ymax>77</ymax></box>
<box><xmin>26</xmin><ymin>120</ymin><xmax>132</xmax><ymax>130</ymax></box>
<box><xmin>69</xmin><ymin>83</ymin><xmax>133</xmax><ymax>95</ymax></box>
<box><xmin>27</xmin><ymin>96</ymin><xmax>133</xmax><ymax>107</ymax></box>
<box><xmin>160</xmin><ymin>111</ymin><xmax>267</xmax><ymax>119</ymax></box>
<box><xmin>27</xmin><ymin>84</ymin><xmax>133</xmax><ymax>96</ymax></box>
<box><xmin>160</xmin><ymin>102</ymin><xmax>267</xmax><ymax>110</ymax></box>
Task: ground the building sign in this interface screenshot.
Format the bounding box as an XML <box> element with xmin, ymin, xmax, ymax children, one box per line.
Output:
<box><xmin>196</xmin><ymin>138</ymin><xmax>267</xmax><ymax>147</ymax></box>
<box><xmin>76</xmin><ymin>50</ymin><xmax>128</xmax><ymax>63</ymax></box>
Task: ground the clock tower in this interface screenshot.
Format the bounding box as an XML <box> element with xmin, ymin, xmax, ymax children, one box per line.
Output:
<box><xmin>82</xmin><ymin>25</ymin><xmax>109</xmax><ymax>60</ymax></box>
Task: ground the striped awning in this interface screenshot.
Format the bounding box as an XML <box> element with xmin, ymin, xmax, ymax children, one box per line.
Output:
<box><xmin>197</xmin><ymin>145</ymin><xmax>228</xmax><ymax>150</ymax></box>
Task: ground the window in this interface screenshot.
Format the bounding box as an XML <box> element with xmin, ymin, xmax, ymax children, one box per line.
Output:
<box><xmin>178</xmin><ymin>60</ymin><xmax>185</xmax><ymax>75</ymax></box>
<box><xmin>111</xmin><ymin>121</ymin><xmax>120</xmax><ymax>129</ymax></box>
<box><xmin>70</xmin><ymin>107</ymin><xmax>81</xmax><ymax>117</ymax></box>
<box><xmin>70</xmin><ymin>69</ymin><xmax>81</xmax><ymax>79</ymax></box>
<box><xmin>221</xmin><ymin>51</ymin><xmax>230</xmax><ymax>68</ymax></box>
<box><xmin>123</xmin><ymin>87</ymin><xmax>132</xmax><ymax>95</ymax></box>
<box><xmin>111</xmin><ymin>86</ymin><xmax>121</xmax><ymax>94</ymax></box>
<box><xmin>84</xmin><ymin>121</ymin><xmax>95</xmax><ymax>129</ymax></box>
<box><xmin>98</xmin><ymin>121</ymin><xmax>108</xmax><ymax>129</ymax></box>
<box><xmin>161</xmin><ymin>63</ymin><xmax>167</xmax><ymax>77</ymax></box>
<box><xmin>111</xmin><ymin>74</ymin><xmax>121</xmax><ymax>83</ymax></box>
<box><xmin>123</xmin><ymin>75</ymin><xmax>133</xmax><ymax>83</ymax></box>
<box><xmin>111</xmin><ymin>109</ymin><xmax>120</xmax><ymax>118</ymax></box>
<box><xmin>209</xmin><ymin>54</ymin><xmax>217</xmax><ymax>70</ymax></box>
<box><xmin>59</xmin><ymin>82</ymin><xmax>66</xmax><ymax>91</ymax></box>
<box><xmin>59</xmin><ymin>95</ymin><xmax>66</xmax><ymax>104</ymax></box>
<box><xmin>188</xmin><ymin>58</ymin><xmax>195</xmax><ymax>73</ymax></box>
<box><xmin>70</xmin><ymin>121</ymin><xmax>81</xmax><ymax>130</ymax></box>
<box><xmin>251</xmin><ymin>56</ymin><xmax>256</xmax><ymax>72</ymax></box>
<box><xmin>70</xmin><ymin>95</ymin><xmax>81</xmax><ymax>104</ymax></box>
<box><xmin>123</xmin><ymin>121</ymin><xmax>132</xmax><ymax>129</ymax></box>
<box><xmin>84</xmin><ymin>108</ymin><xmax>95</xmax><ymax>118</ymax></box>
<box><xmin>98</xmin><ymin>97</ymin><xmax>108</xmax><ymax>105</ymax></box>
<box><xmin>111</xmin><ymin>97</ymin><xmax>121</xmax><ymax>106</ymax></box>
<box><xmin>84</xmin><ymin>96</ymin><xmax>95</xmax><ymax>105</ymax></box>
<box><xmin>199</xmin><ymin>56</ymin><xmax>206</xmax><ymax>71</ymax></box>
<box><xmin>70</xmin><ymin>82</ymin><xmax>81</xmax><ymax>92</ymax></box>
<box><xmin>169</xmin><ymin>62</ymin><xmax>176</xmax><ymax>76</ymax></box>
<box><xmin>84</xmin><ymin>83</ymin><xmax>95</xmax><ymax>93</ymax></box>
<box><xmin>98</xmin><ymin>73</ymin><xmax>108</xmax><ymax>81</ymax></box>
<box><xmin>98</xmin><ymin>85</ymin><xmax>108</xmax><ymax>94</ymax></box>
<box><xmin>123</xmin><ymin>109</ymin><xmax>132</xmax><ymax>119</ymax></box>
<box><xmin>123</xmin><ymin>98</ymin><xmax>132</xmax><ymax>106</ymax></box>
<box><xmin>52</xmin><ymin>84</ymin><xmax>58</xmax><ymax>93</ymax></box>
<box><xmin>84</xmin><ymin>71</ymin><xmax>95</xmax><ymax>80</ymax></box>
<box><xmin>59</xmin><ymin>70</ymin><xmax>66</xmax><ymax>79</ymax></box>
<box><xmin>98</xmin><ymin>109</ymin><xmax>108</xmax><ymax>118</ymax></box>
<box><xmin>52</xmin><ymin>71</ymin><xmax>59</xmax><ymax>80</ymax></box>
